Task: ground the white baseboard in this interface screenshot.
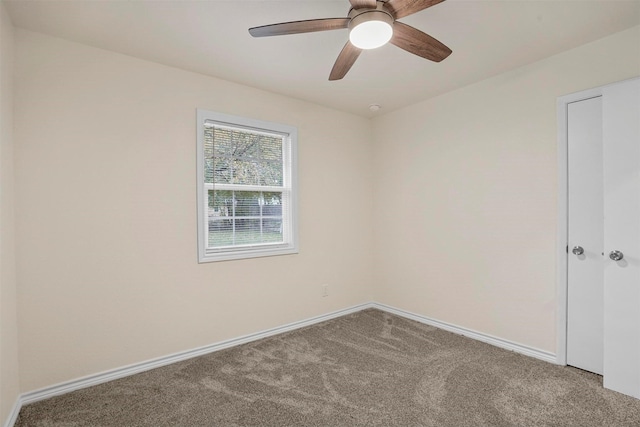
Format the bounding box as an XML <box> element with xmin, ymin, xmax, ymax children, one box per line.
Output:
<box><xmin>6</xmin><ymin>301</ymin><xmax>558</xmax><ymax>427</ymax></box>
<box><xmin>18</xmin><ymin>302</ymin><xmax>374</xmax><ymax>408</ymax></box>
<box><xmin>373</xmin><ymin>302</ymin><xmax>558</xmax><ymax>364</ymax></box>
<box><xmin>2</xmin><ymin>397</ymin><xmax>21</xmax><ymax>427</ymax></box>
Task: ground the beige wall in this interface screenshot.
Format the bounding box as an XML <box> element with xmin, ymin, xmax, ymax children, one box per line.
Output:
<box><xmin>9</xmin><ymin>19</ymin><xmax>640</xmax><ymax>398</ymax></box>
<box><xmin>13</xmin><ymin>29</ymin><xmax>374</xmax><ymax>392</ymax></box>
<box><xmin>371</xmin><ymin>25</ymin><xmax>640</xmax><ymax>353</ymax></box>
<box><xmin>0</xmin><ymin>2</ymin><xmax>19</xmax><ymax>422</ymax></box>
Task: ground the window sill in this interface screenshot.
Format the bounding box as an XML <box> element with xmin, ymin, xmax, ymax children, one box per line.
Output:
<box><xmin>198</xmin><ymin>245</ymin><xmax>298</xmax><ymax>263</ymax></box>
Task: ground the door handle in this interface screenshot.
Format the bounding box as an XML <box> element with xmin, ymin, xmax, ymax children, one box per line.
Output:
<box><xmin>609</xmin><ymin>250</ymin><xmax>624</xmax><ymax>261</ymax></box>
<box><xmin>572</xmin><ymin>246</ymin><xmax>584</xmax><ymax>256</ymax></box>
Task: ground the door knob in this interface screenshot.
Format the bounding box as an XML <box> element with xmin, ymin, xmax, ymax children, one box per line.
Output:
<box><xmin>609</xmin><ymin>250</ymin><xmax>624</xmax><ymax>261</ymax></box>
<box><xmin>572</xmin><ymin>246</ymin><xmax>584</xmax><ymax>256</ymax></box>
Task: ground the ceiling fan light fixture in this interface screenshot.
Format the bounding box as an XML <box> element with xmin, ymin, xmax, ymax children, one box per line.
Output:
<box><xmin>249</xmin><ymin>0</ymin><xmax>452</xmax><ymax>81</ymax></box>
<box><xmin>349</xmin><ymin>10</ymin><xmax>393</xmax><ymax>50</ymax></box>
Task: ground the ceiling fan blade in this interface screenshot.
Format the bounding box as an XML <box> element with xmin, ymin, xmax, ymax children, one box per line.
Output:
<box><xmin>385</xmin><ymin>0</ymin><xmax>446</xmax><ymax>19</ymax></box>
<box><xmin>329</xmin><ymin>42</ymin><xmax>362</xmax><ymax>81</ymax></box>
<box><xmin>390</xmin><ymin>22</ymin><xmax>451</xmax><ymax>62</ymax></box>
<box><xmin>349</xmin><ymin>0</ymin><xmax>377</xmax><ymax>9</ymax></box>
<box><xmin>249</xmin><ymin>18</ymin><xmax>350</xmax><ymax>37</ymax></box>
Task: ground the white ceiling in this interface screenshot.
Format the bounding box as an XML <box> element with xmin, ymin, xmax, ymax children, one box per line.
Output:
<box><xmin>4</xmin><ymin>0</ymin><xmax>640</xmax><ymax>117</ymax></box>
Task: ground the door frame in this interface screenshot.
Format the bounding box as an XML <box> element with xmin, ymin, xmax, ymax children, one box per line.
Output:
<box><xmin>556</xmin><ymin>77</ymin><xmax>639</xmax><ymax>366</ymax></box>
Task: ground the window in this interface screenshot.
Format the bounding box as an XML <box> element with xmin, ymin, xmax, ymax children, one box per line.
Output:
<box><xmin>197</xmin><ymin>110</ymin><xmax>298</xmax><ymax>262</ymax></box>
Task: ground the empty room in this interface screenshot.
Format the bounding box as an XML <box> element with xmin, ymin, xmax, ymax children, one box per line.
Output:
<box><xmin>1</xmin><ymin>0</ymin><xmax>640</xmax><ymax>425</ymax></box>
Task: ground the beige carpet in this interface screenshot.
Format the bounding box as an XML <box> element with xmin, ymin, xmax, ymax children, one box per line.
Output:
<box><xmin>16</xmin><ymin>309</ymin><xmax>640</xmax><ymax>426</ymax></box>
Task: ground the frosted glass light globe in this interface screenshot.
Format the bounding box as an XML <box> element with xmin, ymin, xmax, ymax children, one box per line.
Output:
<box><xmin>348</xmin><ymin>11</ymin><xmax>394</xmax><ymax>50</ymax></box>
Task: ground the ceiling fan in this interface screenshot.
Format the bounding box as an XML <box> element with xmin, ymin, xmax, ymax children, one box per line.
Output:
<box><xmin>248</xmin><ymin>0</ymin><xmax>452</xmax><ymax>81</ymax></box>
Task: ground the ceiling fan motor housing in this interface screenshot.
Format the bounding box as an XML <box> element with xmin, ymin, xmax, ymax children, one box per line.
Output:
<box><xmin>348</xmin><ymin>1</ymin><xmax>395</xmax><ymax>23</ymax></box>
<box><xmin>348</xmin><ymin>2</ymin><xmax>394</xmax><ymax>49</ymax></box>
<box><xmin>348</xmin><ymin>10</ymin><xmax>394</xmax><ymax>30</ymax></box>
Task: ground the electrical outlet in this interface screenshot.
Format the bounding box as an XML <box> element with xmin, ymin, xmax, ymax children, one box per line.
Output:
<box><xmin>322</xmin><ymin>284</ymin><xmax>329</xmax><ymax>297</ymax></box>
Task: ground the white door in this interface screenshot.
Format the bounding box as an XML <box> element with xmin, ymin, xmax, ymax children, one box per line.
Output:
<box><xmin>603</xmin><ymin>78</ymin><xmax>640</xmax><ymax>398</ymax></box>
<box><xmin>567</xmin><ymin>96</ymin><xmax>604</xmax><ymax>375</ymax></box>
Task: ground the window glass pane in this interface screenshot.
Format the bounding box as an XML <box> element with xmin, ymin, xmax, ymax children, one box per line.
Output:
<box><xmin>209</xmin><ymin>190</ymin><xmax>233</xmax><ymax>216</ymax></box>
<box><xmin>234</xmin><ymin>219</ymin><xmax>262</xmax><ymax>245</ymax></box>
<box><xmin>260</xmin><ymin>161</ymin><xmax>283</xmax><ymax>186</ymax></box>
<box><xmin>207</xmin><ymin>190</ymin><xmax>284</xmax><ymax>248</ymax></box>
<box><xmin>209</xmin><ymin>190</ymin><xmax>233</xmax><ymax>248</ymax></box>
<box><xmin>234</xmin><ymin>191</ymin><xmax>260</xmax><ymax>217</ymax></box>
<box><xmin>260</xmin><ymin>137</ymin><xmax>282</xmax><ymax>161</ymax></box>
<box><xmin>204</xmin><ymin>158</ymin><xmax>214</xmax><ymax>184</ymax></box>
<box><xmin>212</xmin><ymin>127</ymin><xmax>233</xmax><ymax>157</ymax></box>
<box><xmin>213</xmin><ymin>157</ymin><xmax>233</xmax><ymax>184</ymax></box>
<box><xmin>262</xmin><ymin>218</ymin><xmax>283</xmax><ymax>242</ymax></box>
<box><xmin>204</xmin><ymin>127</ymin><xmax>214</xmax><ymax>158</ymax></box>
<box><xmin>233</xmin><ymin>133</ymin><xmax>260</xmax><ymax>159</ymax></box>
<box><xmin>208</xmin><ymin>218</ymin><xmax>233</xmax><ymax>247</ymax></box>
<box><xmin>204</xmin><ymin>126</ymin><xmax>215</xmax><ymax>183</ymax></box>
<box><xmin>232</xmin><ymin>159</ymin><xmax>259</xmax><ymax>185</ymax></box>
<box><xmin>262</xmin><ymin>192</ymin><xmax>282</xmax><ymax>216</ymax></box>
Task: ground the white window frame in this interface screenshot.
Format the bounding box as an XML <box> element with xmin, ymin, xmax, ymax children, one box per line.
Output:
<box><xmin>196</xmin><ymin>109</ymin><xmax>298</xmax><ymax>263</ymax></box>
